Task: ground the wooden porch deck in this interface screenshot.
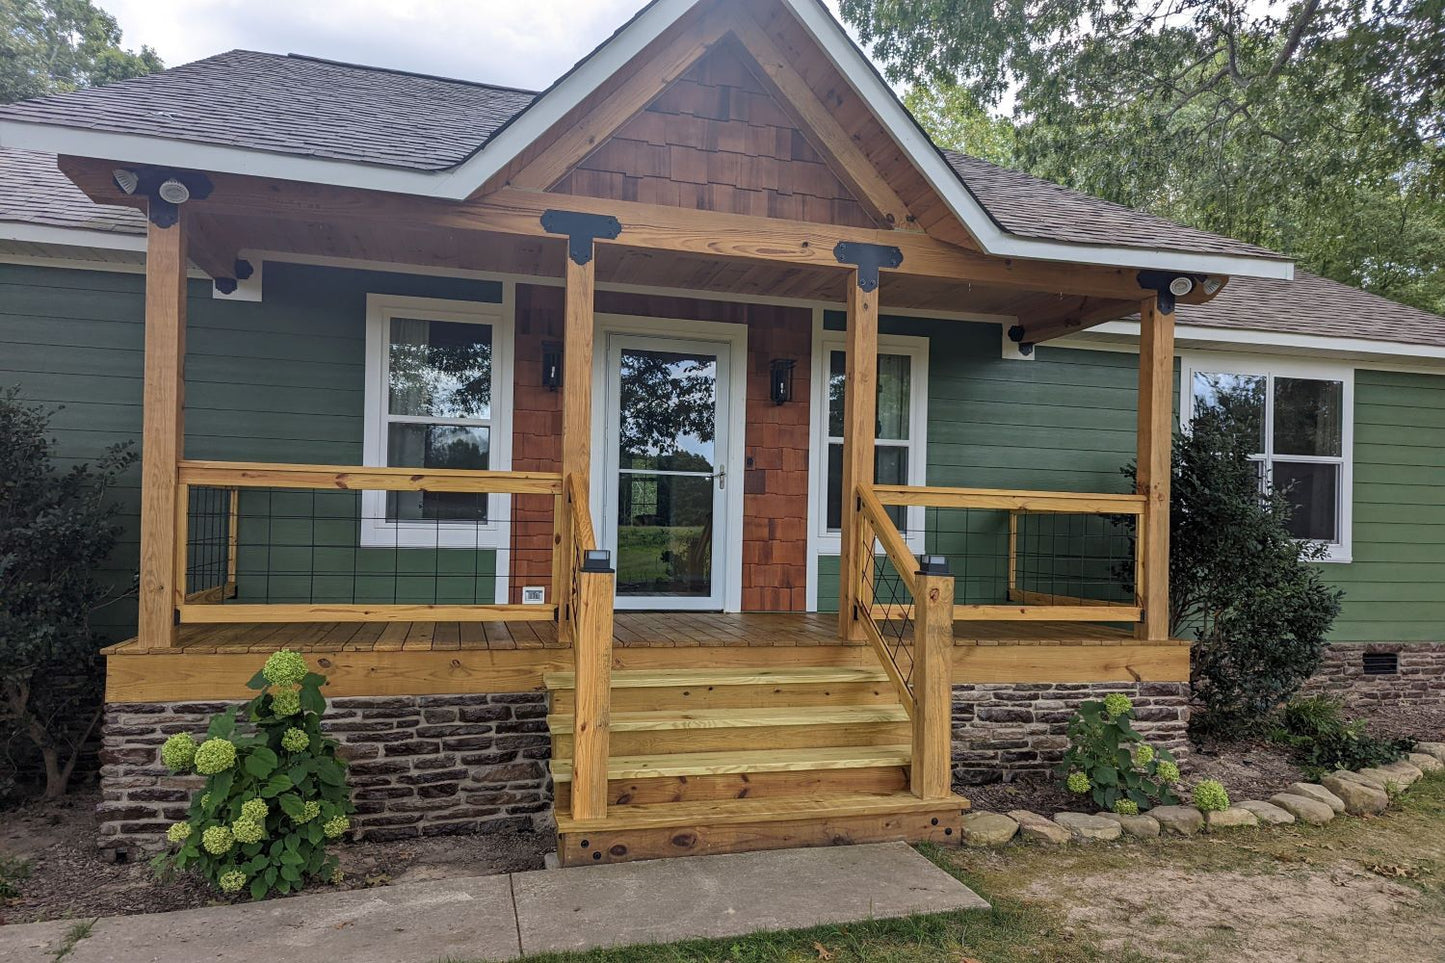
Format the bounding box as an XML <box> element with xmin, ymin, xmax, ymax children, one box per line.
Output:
<box><xmin>105</xmin><ymin>611</ymin><xmax>1146</xmax><ymax>655</ymax></box>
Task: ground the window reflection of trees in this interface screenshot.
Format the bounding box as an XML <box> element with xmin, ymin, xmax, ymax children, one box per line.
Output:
<box><xmin>618</xmin><ymin>350</ymin><xmax>716</xmax><ymax>472</ymax></box>
<box><xmin>388</xmin><ymin>319</ymin><xmax>492</xmax><ymax>419</ymax></box>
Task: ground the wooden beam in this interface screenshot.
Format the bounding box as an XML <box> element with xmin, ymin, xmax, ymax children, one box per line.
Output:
<box><xmin>1135</xmin><ymin>296</ymin><xmax>1175</xmax><ymax>641</ymax></box>
<box><xmin>872</xmin><ymin>484</ymin><xmax>1145</xmax><ymax>515</ymax></box>
<box><xmin>838</xmin><ymin>269</ymin><xmax>878</xmax><ymax>641</ymax></box>
<box><xmin>138</xmin><ymin>209</ymin><xmax>187</xmax><ymax>648</ymax></box>
<box><xmin>56</xmin><ymin>156</ymin><xmax>1157</xmax><ymax>300</ymax></box>
<box><xmin>911</xmin><ymin>572</ymin><xmax>954</xmax><ymax>800</ymax></box>
<box><xmin>179</xmin><ymin>460</ymin><xmax>563</xmax><ymax>494</ymax></box>
<box><xmin>507</xmin><ymin>6</ymin><xmax>731</xmax><ymax>192</ymax></box>
<box><xmin>1012</xmin><ymin>297</ymin><xmax>1136</xmax><ymax>345</ymax></box>
<box><xmin>726</xmin><ymin>10</ymin><xmax>917</xmax><ymax>231</ymax></box>
<box><xmin>178</xmin><ymin>603</ymin><xmax>558</xmax><ymax>624</ymax></box>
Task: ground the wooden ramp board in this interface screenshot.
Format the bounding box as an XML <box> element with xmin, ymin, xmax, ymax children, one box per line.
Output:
<box><xmin>549</xmin><ymin>744</ymin><xmax>913</xmax><ymax>783</ymax></box>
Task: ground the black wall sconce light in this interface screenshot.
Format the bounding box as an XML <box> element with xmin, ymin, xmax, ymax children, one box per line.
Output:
<box><xmin>769</xmin><ymin>358</ymin><xmax>796</xmax><ymax>405</ymax></box>
<box><xmin>542</xmin><ymin>341</ymin><xmax>563</xmax><ymax>391</ymax></box>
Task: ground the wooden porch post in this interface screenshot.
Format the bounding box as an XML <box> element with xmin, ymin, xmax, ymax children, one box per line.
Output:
<box><xmin>838</xmin><ymin>269</ymin><xmax>879</xmax><ymax>641</ymax></box>
<box><xmin>911</xmin><ymin>570</ymin><xmax>955</xmax><ymax>799</ymax></box>
<box><xmin>137</xmin><ymin>211</ymin><xmax>188</xmax><ymax>648</ymax></box>
<box><xmin>1136</xmin><ymin>295</ymin><xmax>1175</xmax><ymax>641</ymax></box>
<box><xmin>556</xmin><ymin>229</ymin><xmax>611</xmax><ymax>823</ymax></box>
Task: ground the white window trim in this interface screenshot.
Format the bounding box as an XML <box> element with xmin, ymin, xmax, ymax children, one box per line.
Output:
<box><xmin>361</xmin><ymin>291</ymin><xmax>516</xmax><ymax>557</ymax></box>
<box><xmin>1179</xmin><ymin>351</ymin><xmax>1354</xmax><ymax>563</ymax></box>
<box><xmin>806</xmin><ymin>311</ymin><xmax>930</xmax><ymax>609</ymax></box>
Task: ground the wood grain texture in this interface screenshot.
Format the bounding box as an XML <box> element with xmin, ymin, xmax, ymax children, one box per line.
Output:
<box><xmin>911</xmin><ymin>572</ymin><xmax>955</xmax><ymax>800</ymax></box>
<box><xmin>179</xmin><ymin>460</ymin><xmax>562</xmax><ymax>494</ymax></box>
<box><xmin>553</xmin><ymin>765</ymin><xmax>909</xmax><ymax>809</ymax></box>
<box><xmin>1135</xmin><ymin>296</ymin><xmax>1175</xmax><ymax>641</ymax></box>
<box><xmin>138</xmin><ymin>212</ymin><xmax>188</xmax><ymax>648</ymax></box>
<box><xmin>571</xmin><ymin>567</ymin><xmax>616</xmax><ymax>821</ymax></box>
<box><xmin>838</xmin><ymin>274</ymin><xmax>878</xmax><ymax>641</ymax></box>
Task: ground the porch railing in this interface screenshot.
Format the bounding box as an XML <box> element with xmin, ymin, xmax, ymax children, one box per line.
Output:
<box><xmin>175</xmin><ymin>460</ymin><xmax>564</xmax><ymax>623</ymax></box>
<box><xmin>871</xmin><ymin>485</ymin><xmax>1146</xmax><ymax>622</ymax></box>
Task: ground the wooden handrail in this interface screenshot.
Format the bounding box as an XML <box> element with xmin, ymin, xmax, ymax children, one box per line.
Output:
<box><xmin>873</xmin><ymin>484</ymin><xmax>1145</xmax><ymax>515</ymax></box>
<box><xmin>568</xmin><ymin>473</ymin><xmax>598</xmax><ymax>551</ymax></box>
<box><xmin>179</xmin><ymin>460</ymin><xmax>563</xmax><ymax>495</ymax></box>
<box><xmin>856</xmin><ymin>485</ymin><xmax>917</xmax><ymax>598</ymax></box>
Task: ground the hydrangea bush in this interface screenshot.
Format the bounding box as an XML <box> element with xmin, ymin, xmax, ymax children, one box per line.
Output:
<box><xmin>154</xmin><ymin>650</ymin><xmax>354</xmax><ymax>900</ymax></box>
<box><xmin>1056</xmin><ymin>694</ymin><xmax>1181</xmax><ymax>813</ymax></box>
<box><xmin>1192</xmin><ymin>779</ymin><xmax>1231</xmax><ymax>813</ymax></box>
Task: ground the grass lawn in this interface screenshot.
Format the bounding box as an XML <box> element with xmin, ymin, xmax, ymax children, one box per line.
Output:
<box><xmin>500</xmin><ymin>773</ymin><xmax>1445</xmax><ymax>963</ymax></box>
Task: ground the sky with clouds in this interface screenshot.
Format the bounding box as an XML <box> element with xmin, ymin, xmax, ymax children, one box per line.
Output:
<box><xmin>101</xmin><ymin>0</ymin><xmax>851</xmax><ymax>91</ymax></box>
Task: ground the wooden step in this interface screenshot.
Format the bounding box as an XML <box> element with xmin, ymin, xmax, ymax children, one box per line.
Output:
<box><xmin>543</xmin><ymin>666</ymin><xmax>889</xmax><ymax>690</ymax></box>
<box><xmin>556</xmin><ymin>790</ymin><xmax>966</xmax><ymax>833</ymax></box>
<box><xmin>552</xmin><ymin>763</ymin><xmax>910</xmax><ymax>809</ymax></box>
<box><xmin>551</xmin><ymin>717</ymin><xmax>910</xmax><ymax>757</ymax></box>
<box><xmin>548</xmin><ymin>705</ymin><xmax>908</xmax><ymax>734</ymax></box>
<box><xmin>555</xmin><ymin>792</ymin><xmax>967</xmax><ymax>866</ymax></box>
<box><xmin>549</xmin><ymin>678</ymin><xmax>897</xmax><ymax>714</ymax></box>
<box><xmin>550</xmin><ymin>744</ymin><xmax>911</xmax><ymax>783</ymax></box>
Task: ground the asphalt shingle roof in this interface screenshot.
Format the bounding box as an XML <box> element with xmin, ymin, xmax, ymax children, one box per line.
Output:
<box><xmin>0</xmin><ymin>148</ymin><xmax>143</xmax><ymax>234</ymax></box>
<box><xmin>0</xmin><ymin>47</ymin><xmax>1288</xmax><ymax>262</ymax></box>
<box><xmin>0</xmin><ymin>50</ymin><xmax>537</xmax><ymax>171</ymax></box>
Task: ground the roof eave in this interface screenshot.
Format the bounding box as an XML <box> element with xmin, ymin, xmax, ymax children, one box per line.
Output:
<box><xmin>0</xmin><ymin>0</ymin><xmax>1294</xmax><ymax>281</ymax></box>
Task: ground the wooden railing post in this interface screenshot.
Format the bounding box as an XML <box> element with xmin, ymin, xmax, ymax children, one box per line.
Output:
<box><xmin>138</xmin><ymin>210</ymin><xmax>188</xmax><ymax>648</ymax></box>
<box><xmin>911</xmin><ymin>569</ymin><xmax>955</xmax><ymax>800</ymax></box>
<box><xmin>571</xmin><ymin>562</ymin><xmax>614</xmax><ymax>822</ymax></box>
<box><xmin>839</xmin><ymin>269</ymin><xmax>879</xmax><ymax>641</ymax></box>
<box><xmin>1135</xmin><ymin>295</ymin><xmax>1175</xmax><ymax>641</ymax></box>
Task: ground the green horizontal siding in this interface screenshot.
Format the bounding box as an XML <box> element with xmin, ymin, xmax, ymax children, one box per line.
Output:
<box><xmin>818</xmin><ymin>314</ymin><xmax>1158</xmax><ymax>612</ymax></box>
<box><xmin>1323</xmin><ymin>369</ymin><xmax>1445</xmax><ymax>641</ymax></box>
<box><xmin>0</xmin><ymin>262</ymin><xmax>504</xmax><ymax>640</ymax></box>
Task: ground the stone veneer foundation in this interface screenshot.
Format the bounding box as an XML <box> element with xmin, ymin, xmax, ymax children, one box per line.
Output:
<box><xmin>98</xmin><ymin>692</ymin><xmax>552</xmax><ymax>856</ymax></box>
<box><xmin>950</xmin><ymin>682</ymin><xmax>1192</xmax><ymax>785</ymax></box>
<box><xmin>1302</xmin><ymin>643</ymin><xmax>1445</xmax><ymax>711</ymax></box>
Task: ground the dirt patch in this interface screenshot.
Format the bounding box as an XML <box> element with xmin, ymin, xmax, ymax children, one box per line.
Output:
<box><xmin>1184</xmin><ymin>736</ymin><xmax>1307</xmax><ymax>799</ymax></box>
<box><xmin>1026</xmin><ymin>863</ymin><xmax>1441</xmax><ymax>962</ymax></box>
<box><xmin>0</xmin><ymin>791</ymin><xmax>550</xmax><ymax>925</ymax></box>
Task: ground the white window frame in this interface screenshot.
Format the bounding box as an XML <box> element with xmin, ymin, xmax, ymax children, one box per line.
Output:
<box><xmin>361</xmin><ymin>291</ymin><xmax>515</xmax><ymax>551</ymax></box>
<box><xmin>1179</xmin><ymin>352</ymin><xmax>1353</xmax><ymax>563</ymax></box>
<box><xmin>807</xmin><ymin>323</ymin><xmax>930</xmax><ymax>567</ymax></box>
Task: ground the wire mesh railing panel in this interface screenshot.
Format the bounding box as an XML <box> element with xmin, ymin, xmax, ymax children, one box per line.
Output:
<box><xmin>864</xmin><ymin>538</ymin><xmax>917</xmax><ymax>693</ymax></box>
<box><xmin>184</xmin><ymin>485</ymin><xmax>553</xmax><ymax>608</ymax></box>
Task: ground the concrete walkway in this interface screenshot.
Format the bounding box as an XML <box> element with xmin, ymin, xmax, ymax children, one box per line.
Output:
<box><xmin>1</xmin><ymin>842</ymin><xmax>988</xmax><ymax>963</ymax></box>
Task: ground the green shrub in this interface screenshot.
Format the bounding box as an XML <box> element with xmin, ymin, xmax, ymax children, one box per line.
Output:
<box><xmin>1192</xmin><ymin>779</ymin><xmax>1230</xmax><ymax>812</ymax></box>
<box><xmin>1056</xmin><ymin>694</ymin><xmax>1180</xmax><ymax>813</ymax></box>
<box><xmin>155</xmin><ymin>650</ymin><xmax>354</xmax><ymax>900</ymax></box>
<box><xmin>1128</xmin><ymin>381</ymin><xmax>1343</xmax><ymax>737</ymax></box>
<box><xmin>1271</xmin><ymin>696</ymin><xmax>1414</xmax><ymax>779</ymax></box>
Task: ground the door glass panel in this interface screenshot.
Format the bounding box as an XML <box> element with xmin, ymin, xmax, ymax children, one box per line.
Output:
<box><xmin>385</xmin><ymin>424</ymin><xmax>489</xmax><ymax>522</ymax></box>
<box><xmin>1273</xmin><ymin>460</ymin><xmax>1339</xmax><ymax>541</ymax></box>
<box><xmin>612</xmin><ymin>344</ymin><xmax>722</xmax><ymax>601</ymax></box>
<box><xmin>1274</xmin><ymin>377</ymin><xmax>1344</xmax><ymax>457</ymax></box>
<box><xmin>618</xmin><ymin>348</ymin><xmax>717</xmax><ymax>472</ymax></box>
<box><xmin>616</xmin><ymin>474</ymin><xmax>715</xmax><ymax>597</ymax></box>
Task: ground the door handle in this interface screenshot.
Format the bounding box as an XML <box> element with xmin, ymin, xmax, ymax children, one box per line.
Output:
<box><xmin>714</xmin><ymin>467</ymin><xmax>726</xmax><ymax>490</ymax></box>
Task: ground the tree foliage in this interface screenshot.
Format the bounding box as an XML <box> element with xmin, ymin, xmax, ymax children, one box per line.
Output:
<box><xmin>841</xmin><ymin>0</ymin><xmax>1445</xmax><ymax>313</ymax></box>
<box><xmin>1138</xmin><ymin>385</ymin><xmax>1343</xmax><ymax>736</ymax></box>
<box><xmin>0</xmin><ymin>0</ymin><xmax>162</xmax><ymax>104</ymax></box>
<box><xmin>0</xmin><ymin>387</ymin><xmax>135</xmax><ymax>798</ymax></box>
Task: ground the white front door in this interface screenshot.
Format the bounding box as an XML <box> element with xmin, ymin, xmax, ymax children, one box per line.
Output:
<box><xmin>599</xmin><ymin>331</ymin><xmax>735</xmax><ymax>611</ymax></box>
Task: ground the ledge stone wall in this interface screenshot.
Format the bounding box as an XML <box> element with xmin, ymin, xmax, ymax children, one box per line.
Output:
<box><xmin>1302</xmin><ymin>643</ymin><xmax>1445</xmax><ymax>712</ymax></box>
<box><xmin>98</xmin><ymin>692</ymin><xmax>552</xmax><ymax>856</ymax></box>
<box><xmin>950</xmin><ymin>682</ymin><xmax>1191</xmax><ymax>785</ymax></box>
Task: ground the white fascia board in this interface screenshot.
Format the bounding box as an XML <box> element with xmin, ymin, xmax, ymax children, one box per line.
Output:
<box><xmin>777</xmin><ymin>0</ymin><xmax>1293</xmax><ymax>282</ymax></box>
<box><xmin>2</xmin><ymin>0</ymin><xmax>1292</xmax><ymax>281</ymax></box>
<box><xmin>0</xmin><ymin>221</ymin><xmax>145</xmax><ymax>250</ymax></box>
<box><xmin>1074</xmin><ymin>319</ymin><xmax>1445</xmax><ymax>366</ymax></box>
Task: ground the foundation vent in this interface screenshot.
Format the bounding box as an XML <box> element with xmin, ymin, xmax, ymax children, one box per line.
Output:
<box><xmin>1362</xmin><ymin>652</ymin><xmax>1399</xmax><ymax>676</ymax></box>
